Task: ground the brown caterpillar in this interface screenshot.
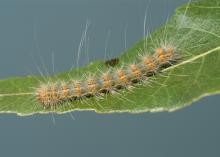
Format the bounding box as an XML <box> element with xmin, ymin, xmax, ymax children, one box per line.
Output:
<box><xmin>36</xmin><ymin>46</ymin><xmax>180</xmax><ymax>109</ymax></box>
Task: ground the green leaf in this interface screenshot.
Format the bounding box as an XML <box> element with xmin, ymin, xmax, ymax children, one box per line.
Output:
<box><xmin>0</xmin><ymin>0</ymin><xmax>220</xmax><ymax>116</ymax></box>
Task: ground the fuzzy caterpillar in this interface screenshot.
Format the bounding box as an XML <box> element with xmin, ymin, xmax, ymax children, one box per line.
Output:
<box><xmin>36</xmin><ymin>46</ymin><xmax>180</xmax><ymax>109</ymax></box>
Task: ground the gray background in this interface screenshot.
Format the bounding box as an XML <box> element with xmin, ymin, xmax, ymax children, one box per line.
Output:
<box><xmin>0</xmin><ymin>0</ymin><xmax>219</xmax><ymax>156</ymax></box>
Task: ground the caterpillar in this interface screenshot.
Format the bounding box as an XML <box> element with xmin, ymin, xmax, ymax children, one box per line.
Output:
<box><xmin>36</xmin><ymin>45</ymin><xmax>181</xmax><ymax>109</ymax></box>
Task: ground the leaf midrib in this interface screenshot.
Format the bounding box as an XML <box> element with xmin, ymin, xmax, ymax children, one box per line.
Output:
<box><xmin>163</xmin><ymin>45</ymin><xmax>220</xmax><ymax>72</ymax></box>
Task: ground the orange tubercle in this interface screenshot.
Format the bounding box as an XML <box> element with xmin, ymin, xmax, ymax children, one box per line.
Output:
<box><xmin>130</xmin><ymin>64</ymin><xmax>142</xmax><ymax>79</ymax></box>
<box><xmin>143</xmin><ymin>57</ymin><xmax>157</xmax><ymax>72</ymax></box>
<box><xmin>102</xmin><ymin>73</ymin><xmax>114</xmax><ymax>90</ymax></box>
<box><xmin>74</xmin><ymin>82</ymin><xmax>83</xmax><ymax>97</ymax></box>
<box><xmin>87</xmin><ymin>79</ymin><xmax>99</xmax><ymax>94</ymax></box>
<box><xmin>117</xmin><ymin>69</ymin><xmax>130</xmax><ymax>85</ymax></box>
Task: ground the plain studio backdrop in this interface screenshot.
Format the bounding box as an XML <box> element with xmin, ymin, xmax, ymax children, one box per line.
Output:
<box><xmin>0</xmin><ymin>0</ymin><xmax>219</xmax><ymax>157</ymax></box>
